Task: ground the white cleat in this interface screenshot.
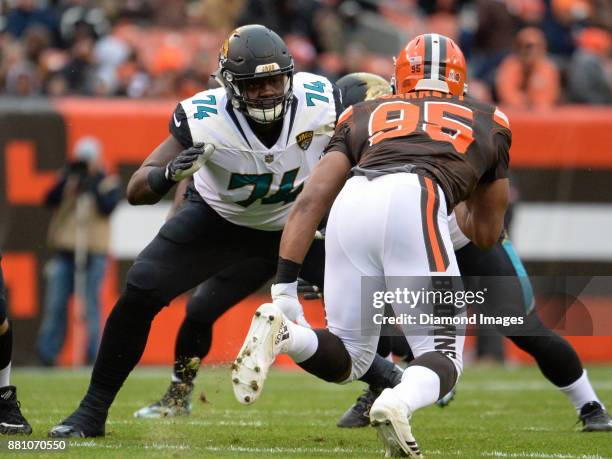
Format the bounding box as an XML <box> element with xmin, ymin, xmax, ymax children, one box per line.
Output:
<box><xmin>231</xmin><ymin>303</ymin><xmax>290</xmax><ymax>405</ymax></box>
<box><xmin>370</xmin><ymin>389</ymin><xmax>422</xmax><ymax>458</ymax></box>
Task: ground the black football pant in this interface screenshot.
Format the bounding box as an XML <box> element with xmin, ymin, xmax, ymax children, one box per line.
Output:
<box><xmin>0</xmin><ymin>254</ymin><xmax>12</xmax><ymax>376</ymax></box>
<box><xmin>380</xmin><ymin>238</ymin><xmax>583</xmax><ymax>388</ymax></box>
<box><xmin>81</xmin><ymin>194</ymin><xmax>325</xmax><ymax>413</ymax></box>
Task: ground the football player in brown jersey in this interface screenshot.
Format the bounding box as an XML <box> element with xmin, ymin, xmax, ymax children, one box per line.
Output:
<box><xmin>232</xmin><ymin>33</ymin><xmax>510</xmax><ymax>457</ymax></box>
<box><xmin>333</xmin><ymin>73</ymin><xmax>612</xmax><ymax>433</ymax></box>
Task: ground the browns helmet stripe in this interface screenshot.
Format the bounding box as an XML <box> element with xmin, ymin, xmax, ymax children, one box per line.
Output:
<box><xmin>430</xmin><ymin>33</ymin><xmax>441</xmax><ymax>81</ymax></box>
<box><xmin>438</xmin><ymin>35</ymin><xmax>448</xmax><ymax>81</ymax></box>
<box><xmin>424</xmin><ymin>34</ymin><xmax>432</xmax><ymax>79</ymax></box>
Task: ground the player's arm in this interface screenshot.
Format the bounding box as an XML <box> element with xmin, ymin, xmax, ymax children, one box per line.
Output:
<box><xmin>454</xmin><ymin>178</ymin><xmax>509</xmax><ymax>250</ymax></box>
<box><xmin>126</xmin><ymin>135</ymin><xmax>182</xmax><ymax>205</ymax></box>
<box><xmin>279</xmin><ymin>151</ymin><xmax>351</xmax><ymax>266</ymax></box>
<box><xmin>127</xmin><ymin>102</ymin><xmax>215</xmax><ymax>205</ymax></box>
<box><xmin>271</xmin><ymin>151</ymin><xmax>351</xmax><ymax>326</ymax></box>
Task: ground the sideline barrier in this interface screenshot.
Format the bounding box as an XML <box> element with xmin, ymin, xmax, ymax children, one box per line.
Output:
<box><xmin>0</xmin><ymin>99</ymin><xmax>611</xmax><ymax>365</ymax></box>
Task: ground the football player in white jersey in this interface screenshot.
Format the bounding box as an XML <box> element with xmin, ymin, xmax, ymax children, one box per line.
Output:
<box><xmin>48</xmin><ymin>24</ymin><xmax>345</xmax><ymax>438</ymax></box>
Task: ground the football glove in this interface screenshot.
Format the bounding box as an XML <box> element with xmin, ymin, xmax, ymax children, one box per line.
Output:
<box><xmin>271</xmin><ymin>281</ymin><xmax>310</xmax><ymax>328</ymax></box>
<box><xmin>166</xmin><ymin>142</ymin><xmax>215</xmax><ymax>182</ymax></box>
<box><xmin>297</xmin><ymin>278</ymin><xmax>323</xmax><ymax>300</ymax></box>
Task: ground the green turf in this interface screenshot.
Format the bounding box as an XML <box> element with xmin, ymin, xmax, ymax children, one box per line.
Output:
<box><xmin>7</xmin><ymin>365</ymin><xmax>612</xmax><ymax>458</ymax></box>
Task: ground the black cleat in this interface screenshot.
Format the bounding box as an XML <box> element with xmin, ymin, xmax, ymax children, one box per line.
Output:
<box><xmin>48</xmin><ymin>407</ymin><xmax>105</xmax><ymax>438</ymax></box>
<box><xmin>337</xmin><ymin>386</ymin><xmax>381</xmax><ymax>428</ymax></box>
<box><xmin>579</xmin><ymin>401</ymin><xmax>612</xmax><ymax>432</ymax></box>
<box><xmin>0</xmin><ymin>386</ymin><xmax>32</xmax><ymax>435</ymax></box>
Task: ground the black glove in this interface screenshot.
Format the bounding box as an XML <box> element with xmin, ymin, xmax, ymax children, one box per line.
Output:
<box><xmin>165</xmin><ymin>142</ymin><xmax>215</xmax><ymax>182</ymax></box>
<box><xmin>297</xmin><ymin>278</ymin><xmax>323</xmax><ymax>300</ymax></box>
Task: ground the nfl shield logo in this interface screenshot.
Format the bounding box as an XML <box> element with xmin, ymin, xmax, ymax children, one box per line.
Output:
<box><xmin>264</xmin><ymin>154</ymin><xmax>274</xmax><ymax>163</ymax></box>
<box><xmin>296</xmin><ymin>131</ymin><xmax>314</xmax><ymax>151</ymax></box>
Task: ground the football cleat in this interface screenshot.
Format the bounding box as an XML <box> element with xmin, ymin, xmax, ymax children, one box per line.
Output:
<box><xmin>231</xmin><ymin>303</ymin><xmax>290</xmax><ymax>405</ymax></box>
<box><xmin>0</xmin><ymin>386</ymin><xmax>32</xmax><ymax>435</ymax></box>
<box><xmin>133</xmin><ymin>381</ymin><xmax>194</xmax><ymax>418</ymax></box>
<box><xmin>48</xmin><ymin>407</ymin><xmax>105</xmax><ymax>438</ymax></box>
<box><xmin>370</xmin><ymin>389</ymin><xmax>422</xmax><ymax>458</ymax></box>
<box><xmin>337</xmin><ymin>386</ymin><xmax>381</xmax><ymax>428</ymax></box>
<box><xmin>579</xmin><ymin>401</ymin><xmax>612</xmax><ymax>432</ymax></box>
<box><xmin>436</xmin><ymin>387</ymin><xmax>456</xmax><ymax>408</ymax></box>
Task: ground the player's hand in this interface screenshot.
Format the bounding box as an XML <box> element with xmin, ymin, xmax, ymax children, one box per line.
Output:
<box><xmin>271</xmin><ymin>281</ymin><xmax>310</xmax><ymax>328</ymax></box>
<box><xmin>297</xmin><ymin>278</ymin><xmax>323</xmax><ymax>300</ymax></box>
<box><xmin>166</xmin><ymin>142</ymin><xmax>215</xmax><ymax>182</ymax></box>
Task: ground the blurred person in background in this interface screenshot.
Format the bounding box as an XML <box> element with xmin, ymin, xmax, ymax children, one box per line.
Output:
<box><xmin>496</xmin><ymin>26</ymin><xmax>560</xmax><ymax>108</ymax></box>
<box><xmin>459</xmin><ymin>0</ymin><xmax>518</xmax><ymax>88</ymax></box>
<box><xmin>37</xmin><ymin>137</ymin><xmax>121</xmax><ymax>367</ymax></box>
<box><xmin>567</xmin><ymin>27</ymin><xmax>612</xmax><ymax>104</ymax></box>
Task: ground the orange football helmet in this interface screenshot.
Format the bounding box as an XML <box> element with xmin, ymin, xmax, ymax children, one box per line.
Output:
<box><xmin>393</xmin><ymin>33</ymin><xmax>467</xmax><ymax>96</ymax></box>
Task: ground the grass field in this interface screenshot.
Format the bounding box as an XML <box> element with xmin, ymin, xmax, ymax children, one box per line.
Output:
<box><xmin>9</xmin><ymin>365</ymin><xmax>612</xmax><ymax>458</ymax></box>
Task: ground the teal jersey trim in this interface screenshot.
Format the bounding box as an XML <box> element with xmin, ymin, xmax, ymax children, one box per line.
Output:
<box><xmin>501</xmin><ymin>236</ymin><xmax>535</xmax><ymax>314</ymax></box>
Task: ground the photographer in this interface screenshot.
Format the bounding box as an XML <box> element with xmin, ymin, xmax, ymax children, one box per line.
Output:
<box><xmin>37</xmin><ymin>137</ymin><xmax>121</xmax><ymax>366</ymax></box>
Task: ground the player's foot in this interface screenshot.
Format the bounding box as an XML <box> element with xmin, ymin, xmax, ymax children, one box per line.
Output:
<box><xmin>231</xmin><ymin>303</ymin><xmax>290</xmax><ymax>405</ymax></box>
<box><xmin>133</xmin><ymin>381</ymin><xmax>194</xmax><ymax>418</ymax></box>
<box><xmin>579</xmin><ymin>401</ymin><xmax>612</xmax><ymax>432</ymax></box>
<box><xmin>337</xmin><ymin>386</ymin><xmax>381</xmax><ymax>428</ymax></box>
<box><xmin>0</xmin><ymin>386</ymin><xmax>32</xmax><ymax>435</ymax></box>
<box><xmin>48</xmin><ymin>407</ymin><xmax>105</xmax><ymax>438</ymax></box>
<box><xmin>370</xmin><ymin>388</ymin><xmax>422</xmax><ymax>458</ymax></box>
<box><xmin>436</xmin><ymin>387</ymin><xmax>456</xmax><ymax>408</ymax></box>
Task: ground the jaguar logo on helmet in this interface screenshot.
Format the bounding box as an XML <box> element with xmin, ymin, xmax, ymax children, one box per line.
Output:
<box><xmin>220</xmin><ymin>38</ymin><xmax>230</xmax><ymax>63</ymax></box>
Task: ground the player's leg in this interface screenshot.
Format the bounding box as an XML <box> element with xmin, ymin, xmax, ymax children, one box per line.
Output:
<box><xmin>456</xmin><ymin>237</ymin><xmax>611</xmax><ymax>431</ymax></box>
<box><xmin>36</xmin><ymin>254</ymin><xmax>74</xmax><ymax>366</ymax></box>
<box><xmin>83</xmin><ymin>254</ymin><xmax>107</xmax><ymax>365</ymax></box>
<box><xmin>134</xmin><ymin>258</ymin><xmax>275</xmax><ymax>418</ymax></box>
<box><xmin>232</xmin><ymin>176</ymin><xmax>387</xmax><ymax>404</ymax></box>
<box><xmin>0</xmin><ymin>254</ymin><xmax>32</xmax><ymax>435</ymax></box>
<box><xmin>49</xmin><ymin>198</ymin><xmax>248</xmax><ymax>437</ymax></box>
<box><xmin>369</xmin><ymin>173</ymin><xmax>463</xmax><ymax>457</ymax></box>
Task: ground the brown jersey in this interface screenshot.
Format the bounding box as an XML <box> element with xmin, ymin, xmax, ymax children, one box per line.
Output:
<box><xmin>324</xmin><ymin>90</ymin><xmax>511</xmax><ymax>209</ymax></box>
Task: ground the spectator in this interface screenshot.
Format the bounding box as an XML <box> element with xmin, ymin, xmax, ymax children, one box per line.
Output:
<box><xmin>37</xmin><ymin>137</ymin><xmax>121</xmax><ymax>366</ymax></box>
<box><xmin>459</xmin><ymin>0</ymin><xmax>518</xmax><ymax>86</ymax></box>
<box><xmin>496</xmin><ymin>26</ymin><xmax>560</xmax><ymax>109</ymax></box>
<box><xmin>567</xmin><ymin>27</ymin><xmax>612</xmax><ymax>104</ymax></box>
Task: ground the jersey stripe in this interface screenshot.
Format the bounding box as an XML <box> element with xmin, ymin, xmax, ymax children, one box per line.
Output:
<box><xmin>337</xmin><ymin>106</ymin><xmax>353</xmax><ymax>125</ymax></box>
<box><xmin>419</xmin><ymin>175</ymin><xmax>450</xmax><ymax>272</ymax></box>
<box><xmin>493</xmin><ymin>107</ymin><xmax>510</xmax><ymax>129</ymax></box>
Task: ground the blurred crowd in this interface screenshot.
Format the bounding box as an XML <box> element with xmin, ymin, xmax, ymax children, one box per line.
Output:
<box><xmin>0</xmin><ymin>0</ymin><xmax>611</xmax><ymax>106</ymax></box>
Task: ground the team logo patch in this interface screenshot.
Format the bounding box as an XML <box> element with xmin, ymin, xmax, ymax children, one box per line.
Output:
<box><xmin>296</xmin><ymin>131</ymin><xmax>314</xmax><ymax>150</ymax></box>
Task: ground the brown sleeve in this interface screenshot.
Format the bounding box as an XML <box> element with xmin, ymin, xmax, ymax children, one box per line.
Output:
<box><xmin>323</xmin><ymin>118</ymin><xmax>355</xmax><ymax>165</ymax></box>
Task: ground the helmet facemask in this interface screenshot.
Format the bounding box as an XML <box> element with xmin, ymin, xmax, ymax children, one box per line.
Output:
<box><xmin>221</xmin><ymin>66</ymin><xmax>293</xmax><ymax>124</ymax></box>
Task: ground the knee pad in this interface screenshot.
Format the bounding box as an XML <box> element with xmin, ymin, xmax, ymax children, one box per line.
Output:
<box><xmin>126</xmin><ymin>261</ymin><xmax>169</xmax><ymax>305</ymax></box>
<box><xmin>117</xmin><ymin>284</ymin><xmax>168</xmax><ymax>321</ymax></box>
<box><xmin>407</xmin><ymin>351</ymin><xmax>459</xmax><ymax>400</ymax></box>
<box><xmin>297</xmin><ymin>329</ymin><xmax>352</xmax><ymax>383</ymax></box>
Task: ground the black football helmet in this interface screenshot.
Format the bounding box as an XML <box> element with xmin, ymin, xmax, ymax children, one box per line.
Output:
<box><xmin>215</xmin><ymin>25</ymin><xmax>294</xmax><ymax>124</ymax></box>
<box><xmin>336</xmin><ymin>72</ymin><xmax>392</xmax><ymax>108</ymax></box>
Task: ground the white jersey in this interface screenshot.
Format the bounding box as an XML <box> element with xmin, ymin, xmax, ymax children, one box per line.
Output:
<box><xmin>170</xmin><ymin>72</ymin><xmax>338</xmax><ymax>231</ymax></box>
